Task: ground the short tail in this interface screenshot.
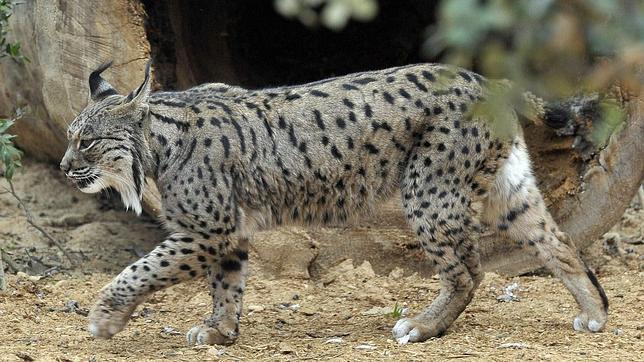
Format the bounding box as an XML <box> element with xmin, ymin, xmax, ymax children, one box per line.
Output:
<box><xmin>520</xmin><ymin>91</ymin><xmax>605</xmax><ymax>134</ymax></box>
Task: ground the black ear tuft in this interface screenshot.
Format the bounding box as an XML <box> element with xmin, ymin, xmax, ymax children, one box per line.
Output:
<box><xmin>89</xmin><ymin>61</ymin><xmax>118</xmax><ymax>101</ymax></box>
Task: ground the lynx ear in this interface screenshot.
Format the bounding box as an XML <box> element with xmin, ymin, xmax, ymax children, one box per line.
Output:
<box><xmin>108</xmin><ymin>62</ymin><xmax>152</xmax><ymax>117</ymax></box>
<box><xmin>89</xmin><ymin>61</ymin><xmax>118</xmax><ymax>101</ymax></box>
<box><xmin>124</xmin><ymin>61</ymin><xmax>152</xmax><ymax>105</ymax></box>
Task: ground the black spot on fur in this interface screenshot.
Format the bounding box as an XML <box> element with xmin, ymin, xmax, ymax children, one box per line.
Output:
<box><xmin>285</xmin><ymin>93</ymin><xmax>301</xmax><ymax>101</ymax></box>
<box><xmin>220</xmin><ymin>136</ymin><xmax>231</xmax><ymax>158</ymax></box>
<box><xmin>330</xmin><ymin>145</ymin><xmax>343</xmax><ymax>159</ymax></box>
<box><xmin>221</xmin><ymin>259</ymin><xmax>242</xmax><ymax>271</ymax></box>
<box><xmin>364</xmin><ymin>104</ymin><xmax>373</xmax><ymax>118</ymax></box>
<box><xmin>313</xmin><ymin>110</ymin><xmax>326</xmax><ymax>130</ymax></box>
<box><xmin>421</xmin><ymin>70</ymin><xmax>436</xmax><ymax>82</ymax></box>
<box><xmin>235</xmin><ymin>249</ymin><xmax>249</xmax><ymax>260</ymax></box>
<box><xmin>383</xmin><ymin>92</ymin><xmax>395</xmax><ymax>104</ymax></box>
<box><xmin>278</xmin><ymin>116</ymin><xmax>287</xmax><ymax>129</ymax></box>
<box><xmin>353</xmin><ymin>77</ymin><xmax>376</xmax><ymax>85</ymax></box>
<box><xmin>310</xmin><ymin>89</ymin><xmax>330</xmax><ymax>98</ymax></box>
<box><xmin>405</xmin><ymin>73</ymin><xmax>428</xmax><ymax>92</ymax></box>
<box><xmin>363</xmin><ymin>143</ymin><xmax>380</xmax><ymax>154</ymax></box>
<box><xmin>458</xmin><ymin>71</ymin><xmax>472</xmax><ymax>82</ymax></box>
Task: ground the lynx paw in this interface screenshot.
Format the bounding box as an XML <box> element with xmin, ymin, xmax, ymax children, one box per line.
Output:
<box><xmin>392</xmin><ymin>318</ymin><xmax>443</xmax><ymax>344</ymax></box>
<box><xmin>88</xmin><ymin>304</ymin><xmax>131</xmax><ymax>339</ymax></box>
<box><xmin>186</xmin><ymin>323</ymin><xmax>238</xmax><ymax>345</ymax></box>
<box><xmin>573</xmin><ymin>313</ymin><xmax>606</xmax><ymax>332</ymax></box>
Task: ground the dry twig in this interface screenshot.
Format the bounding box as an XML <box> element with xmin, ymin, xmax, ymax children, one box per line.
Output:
<box><xmin>0</xmin><ymin>251</ymin><xmax>4</xmax><ymax>291</ymax></box>
<box><xmin>4</xmin><ymin>181</ymin><xmax>77</xmax><ymax>267</ymax></box>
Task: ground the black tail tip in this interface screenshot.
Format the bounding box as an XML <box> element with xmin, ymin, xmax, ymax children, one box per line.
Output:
<box><xmin>543</xmin><ymin>103</ymin><xmax>572</xmax><ymax>129</ymax></box>
<box><xmin>585</xmin><ymin>267</ymin><xmax>609</xmax><ymax>312</ymax></box>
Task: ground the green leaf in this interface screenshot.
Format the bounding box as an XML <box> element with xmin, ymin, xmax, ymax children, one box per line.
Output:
<box><xmin>468</xmin><ymin>83</ymin><xmax>520</xmax><ymax>141</ymax></box>
<box><xmin>0</xmin><ymin>118</ymin><xmax>14</xmax><ymax>133</ymax></box>
<box><xmin>0</xmin><ymin>115</ymin><xmax>22</xmax><ymax>182</ymax></box>
<box><xmin>591</xmin><ymin>102</ymin><xmax>626</xmax><ymax>147</ymax></box>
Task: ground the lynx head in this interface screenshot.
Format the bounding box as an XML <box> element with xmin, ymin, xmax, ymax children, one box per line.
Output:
<box><xmin>60</xmin><ymin>62</ymin><xmax>152</xmax><ymax>215</ymax></box>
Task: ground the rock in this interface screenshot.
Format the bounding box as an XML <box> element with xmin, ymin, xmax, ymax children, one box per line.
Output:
<box><xmin>325</xmin><ymin>337</ymin><xmax>343</xmax><ymax>344</ymax></box>
<box><xmin>16</xmin><ymin>272</ymin><xmax>41</xmax><ymax>282</ymax></box>
<box><xmin>247</xmin><ymin>305</ymin><xmax>265</xmax><ymax>313</ymax></box>
<box><xmin>161</xmin><ymin>326</ymin><xmax>182</xmax><ymax>336</ymax></box>
<box><xmin>355</xmin><ymin>261</ymin><xmax>376</xmax><ymax>278</ymax></box>
<box><xmin>355</xmin><ymin>344</ymin><xmax>377</xmax><ymax>350</ymax></box>
<box><xmin>298</xmin><ymin>307</ymin><xmax>317</xmax><ymax>316</ymax></box>
<box><xmin>496</xmin><ymin>282</ymin><xmax>520</xmax><ymax>302</ymax></box>
<box><xmin>278</xmin><ymin>341</ymin><xmax>295</xmax><ymax>354</ymax></box>
<box><xmin>62</xmin><ymin>300</ymin><xmax>89</xmax><ymax>316</ymax></box>
<box><xmin>498</xmin><ymin>342</ymin><xmax>527</xmax><ymax>349</ymax></box>
<box><xmin>278</xmin><ymin>302</ymin><xmax>300</xmax><ymax>311</ymax></box>
<box><xmin>388</xmin><ymin>267</ymin><xmax>404</xmax><ymax>279</ymax></box>
<box><xmin>322</xmin><ymin>259</ymin><xmax>356</xmax><ymax>286</ymax></box>
<box><xmin>206</xmin><ymin>347</ymin><xmax>225</xmax><ymax>358</ymax></box>
<box><xmin>252</xmin><ymin>228</ymin><xmax>318</xmax><ymax>279</ymax></box>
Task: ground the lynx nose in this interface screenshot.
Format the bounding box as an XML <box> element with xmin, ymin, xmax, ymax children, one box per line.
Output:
<box><xmin>59</xmin><ymin>159</ymin><xmax>71</xmax><ymax>173</ymax></box>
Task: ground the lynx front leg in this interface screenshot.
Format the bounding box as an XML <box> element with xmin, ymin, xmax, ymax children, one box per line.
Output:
<box><xmin>88</xmin><ymin>234</ymin><xmax>216</xmax><ymax>339</ymax></box>
<box><xmin>186</xmin><ymin>238</ymin><xmax>249</xmax><ymax>345</ymax></box>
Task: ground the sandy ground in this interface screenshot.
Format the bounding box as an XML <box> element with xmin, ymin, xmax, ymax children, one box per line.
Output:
<box><xmin>0</xmin><ymin>159</ymin><xmax>643</xmax><ymax>361</ymax></box>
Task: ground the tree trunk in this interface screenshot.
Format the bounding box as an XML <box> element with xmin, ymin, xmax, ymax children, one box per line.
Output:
<box><xmin>0</xmin><ymin>0</ymin><xmax>641</xmax><ymax>276</ymax></box>
<box><xmin>0</xmin><ymin>0</ymin><xmax>150</xmax><ymax>161</ymax></box>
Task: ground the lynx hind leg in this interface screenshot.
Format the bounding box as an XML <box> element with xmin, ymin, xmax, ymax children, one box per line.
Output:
<box><xmin>187</xmin><ymin>238</ymin><xmax>249</xmax><ymax>345</ymax></box>
<box><xmin>393</xmin><ymin>129</ymin><xmax>487</xmax><ymax>343</ymax></box>
<box><xmin>485</xmin><ymin>138</ymin><xmax>608</xmax><ymax>332</ymax></box>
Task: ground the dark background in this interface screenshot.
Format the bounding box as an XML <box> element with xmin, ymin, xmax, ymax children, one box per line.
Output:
<box><xmin>142</xmin><ymin>0</ymin><xmax>439</xmax><ymax>90</ymax></box>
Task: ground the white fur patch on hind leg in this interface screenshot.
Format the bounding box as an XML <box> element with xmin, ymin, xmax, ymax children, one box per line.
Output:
<box><xmin>493</xmin><ymin>138</ymin><xmax>535</xmax><ymax>201</ymax></box>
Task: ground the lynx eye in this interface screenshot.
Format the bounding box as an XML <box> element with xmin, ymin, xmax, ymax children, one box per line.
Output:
<box><xmin>79</xmin><ymin>139</ymin><xmax>98</xmax><ymax>151</ymax></box>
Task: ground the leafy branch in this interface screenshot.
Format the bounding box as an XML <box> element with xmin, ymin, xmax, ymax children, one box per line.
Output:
<box><xmin>0</xmin><ymin>115</ymin><xmax>77</xmax><ymax>280</ymax></box>
<box><xmin>0</xmin><ymin>0</ymin><xmax>28</xmax><ymax>63</ymax></box>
